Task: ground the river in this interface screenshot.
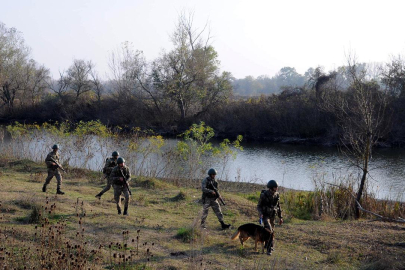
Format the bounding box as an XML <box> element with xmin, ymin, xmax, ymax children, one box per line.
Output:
<box><xmin>2</xmin><ymin>131</ymin><xmax>404</xmax><ymax>201</ymax></box>
<box><xmin>225</xmin><ymin>142</ymin><xmax>405</xmax><ymax>201</ymax></box>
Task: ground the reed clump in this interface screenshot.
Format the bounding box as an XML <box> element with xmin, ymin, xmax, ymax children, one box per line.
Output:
<box><xmin>278</xmin><ymin>181</ymin><xmax>405</xmax><ymax>221</ymax></box>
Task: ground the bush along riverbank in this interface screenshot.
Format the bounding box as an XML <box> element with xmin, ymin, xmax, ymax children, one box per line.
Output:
<box><xmin>0</xmin><ymin>158</ymin><xmax>404</xmax><ymax>269</ymax></box>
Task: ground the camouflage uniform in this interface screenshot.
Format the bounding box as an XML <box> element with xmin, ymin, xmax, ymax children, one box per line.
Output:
<box><xmin>201</xmin><ymin>176</ymin><xmax>225</xmax><ymax>227</ymax></box>
<box><xmin>43</xmin><ymin>151</ymin><xmax>63</xmax><ymax>192</ymax></box>
<box><xmin>96</xmin><ymin>157</ymin><xmax>118</xmax><ymax>197</ymax></box>
<box><xmin>110</xmin><ymin>165</ymin><xmax>131</xmax><ymax>215</ymax></box>
<box><xmin>257</xmin><ymin>189</ymin><xmax>282</xmax><ymax>231</ymax></box>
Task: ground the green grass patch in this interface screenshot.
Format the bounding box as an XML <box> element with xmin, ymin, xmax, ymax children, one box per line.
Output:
<box><xmin>48</xmin><ymin>213</ymin><xmax>70</xmax><ymax>221</ymax></box>
<box><xmin>223</xmin><ymin>209</ymin><xmax>238</xmax><ymax>218</ymax></box>
<box><xmin>244</xmin><ymin>191</ymin><xmax>260</xmax><ymax>203</ymax></box>
<box><xmin>132</xmin><ymin>176</ymin><xmax>173</xmax><ymax>190</ymax></box>
<box><xmin>175</xmin><ymin>227</ymin><xmax>200</xmax><ymax>242</ymax></box>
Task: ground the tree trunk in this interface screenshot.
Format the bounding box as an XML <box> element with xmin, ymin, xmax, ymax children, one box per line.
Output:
<box><xmin>355</xmin><ymin>136</ymin><xmax>371</xmax><ymax>219</ymax></box>
<box><xmin>178</xmin><ymin>98</ymin><xmax>186</xmax><ymax>122</ymax></box>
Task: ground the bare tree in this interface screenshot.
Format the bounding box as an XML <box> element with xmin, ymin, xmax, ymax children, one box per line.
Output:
<box><xmin>48</xmin><ymin>70</ymin><xmax>70</xmax><ymax>99</ymax></box>
<box><xmin>66</xmin><ymin>59</ymin><xmax>94</xmax><ymax>100</ymax></box>
<box><xmin>319</xmin><ymin>56</ymin><xmax>390</xmax><ymax>219</ymax></box>
<box><xmin>20</xmin><ymin>60</ymin><xmax>50</xmax><ymax>106</ymax></box>
<box><xmin>90</xmin><ymin>70</ymin><xmax>103</xmax><ymax>103</ymax></box>
<box><xmin>108</xmin><ymin>42</ymin><xmax>145</xmax><ymax>99</ymax></box>
<box><xmin>108</xmin><ymin>42</ymin><xmax>169</xmax><ymax>120</ymax></box>
<box><xmin>381</xmin><ymin>55</ymin><xmax>405</xmax><ymax>97</ymax></box>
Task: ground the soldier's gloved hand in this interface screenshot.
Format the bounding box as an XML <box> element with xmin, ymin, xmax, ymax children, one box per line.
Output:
<box><xmin>211</xmin><ymin>191</ymin><xmax>216</xmax><ymax>196</ymax></box>
<box><xmin>279</xmin><ymin>218</ymin><xmax>284</xmax><ymax>225</ymax></box>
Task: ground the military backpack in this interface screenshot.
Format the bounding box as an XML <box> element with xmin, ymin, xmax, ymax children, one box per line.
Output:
<box><xmin>260</xmin><ymin>189</ymin><xmax>279</xmax><ymax>216</ymax></box>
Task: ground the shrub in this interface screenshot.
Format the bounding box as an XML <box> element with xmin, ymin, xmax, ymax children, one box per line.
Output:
<box><xmin>171</xmin><ymin>191</ymin><xmax>187</xmax><ymax>202</ymax></box>
<box><xmin>28</xmin><ymin>205</ymin><xmax>43</xmax><ymax>224</ymax></box>
<box><xmin>133</xmin><ymin>177</ymin><xmax>168</xmax><ymax>189</ymax></box>
<box><xmin>175</xmin><ymin>227</ymin><xmax>199</xmax><ymax>243</ymax></box>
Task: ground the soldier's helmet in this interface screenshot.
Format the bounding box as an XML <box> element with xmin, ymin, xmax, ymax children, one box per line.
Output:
<box><xmin>207</xmin><ymin>168</ymin><xmax>217</xmax><ymax>175</ymax></box>
<box><xmin>52</xmin><ymin>144</ymin><xmax>59</xmax><ymax>149</ymax></box>
<box><xmin>117</xmin><ymin>157</ymin><xmax>125</xmax><ymax>164</ymax></box>
<box><xmin>112</xmin><ymin>151</ymin><xmax>119</xmax><ymax>157</ymax></box>
<box><xmin>267</xmin><ymin>180</ymin><xmax>278</xmax><ymax>188</ymax></box>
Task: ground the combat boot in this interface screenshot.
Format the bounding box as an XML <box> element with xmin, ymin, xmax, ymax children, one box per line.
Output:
<box><xmin>265</xmin><ymin>237</ymin><xmax>274</xmax><ymax>255</ymax></box>
<box><xmin>123</xmin><ymin>207</ymin><xmax>128</xmax><ymax>216</ymax></box>
<box><xmin>220</xmin><ymin>221</ymin><xmax>231</xmax><ymax>230</ymax></box>
<box><xmin>42</xmin><ymin>184</ymin><xmax>47</xmax><ymax>192</ymax></box>
<box><xmin>270</xmin><ymin>235</ymin><xmax>274</xmax><ymax>251</ymax></box>
<box><xmin>95</xmin><ymin>193</ymin><xmax>102</xmax><ymax>199</ymax></box>
<box><xmin>117</xmin><ymin>206</ymin><xmax>122</xmax><ymax>215</ymax></box>
<box><xmin>56</xmin><ymin>189</ymin><xmax>65</xmax><ymax>195</ymax></box>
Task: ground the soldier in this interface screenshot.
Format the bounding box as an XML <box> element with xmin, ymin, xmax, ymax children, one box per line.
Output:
<box><xmin>42</xmin><ymin>144</ymin><xmax>65</xmax><ymax>195</ymax></box>
<box><xmin>257</xmin><ymin>180</ymin><xmax>284</xmax><ymax>255</ymax></box>
<box><xmin>95</xmin><ymin>151</ymin><xmax>119</xmax><ymax>199</ymax></box>
<box><xmin>200</xmin><ymin>168</ymin><xmax>231</xmax><ymax>230</ymax></box>
<box><xmin>110</xmin><ymin>157</ymin><xmax>131</xmax><ymax>215</ymax></box>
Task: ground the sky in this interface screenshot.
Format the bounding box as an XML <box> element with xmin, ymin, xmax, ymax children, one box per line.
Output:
<box><xmin>1</xmin><ymin>0</ymin><xmax>405</xmax><ymax>80</ymax></box>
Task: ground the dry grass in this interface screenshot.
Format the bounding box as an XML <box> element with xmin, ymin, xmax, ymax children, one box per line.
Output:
<box><xmin>0</xmin><ymin>159</ymin><xmax>404</xmax><ymax>270</ymax></box>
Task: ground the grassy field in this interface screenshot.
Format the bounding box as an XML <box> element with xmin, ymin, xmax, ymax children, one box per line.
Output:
<box><xmin>0</xmin><ymin>159</ymin><xmax>404</xmax><ymax>270</ymax></box>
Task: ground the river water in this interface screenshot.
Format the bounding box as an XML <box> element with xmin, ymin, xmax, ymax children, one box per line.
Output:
<box><xmin>2</xmin><ymin>131</ymin><xmax>404</xmax><ymax>201</ymax></box>
<box><xmin>225</xmin><ymin>142</ymin><xmax>405</xmax><ymax>200</ymax></box>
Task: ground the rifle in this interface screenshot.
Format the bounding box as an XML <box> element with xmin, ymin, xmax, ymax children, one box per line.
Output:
<box><xmin>209</xmin><ymin>181</ymin><xmax>225</xmax><ymax>205</ymax></box>
<box><xmin>49</xmin><ymin>157</ymin><xmax>66</xmax><ymax>172</ymax></box>
<box><xmin>119</xmin><ymin>168</ymin><xmax>132</xmax><ymax>196</ymax></box>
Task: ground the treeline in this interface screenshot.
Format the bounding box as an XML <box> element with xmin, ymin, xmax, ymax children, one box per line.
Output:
<box><xmin>1</xmin><ymin>19</ymin><xmax>405</xmax><ymax>146</ymax></box>
<box><xmin>232</xmin><ymin>66</ymin><xmax>307</xmax><ymax>96</ymax></box>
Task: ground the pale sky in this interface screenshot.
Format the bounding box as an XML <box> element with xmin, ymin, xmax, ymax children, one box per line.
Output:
<box><xmin>1</xmin><ymin>0</ymin><xmax>405</xmax><ymax>80</ymax></box>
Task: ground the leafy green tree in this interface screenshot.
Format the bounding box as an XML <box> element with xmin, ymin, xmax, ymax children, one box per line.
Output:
<box><xmin>48</xmin><ymin>71</ymin><xmax>70</xmax><ymax>99</ymax></box>
<box><xmin>0</xmin><ymin>22</ymin><xmax>49</xmax><ymax>112</ymax></box>
<box><xmin>151</xmin><ymin>13</ymin><xmax>232</xmax><ymax>123</ymax></box>
<box><xmin>233</xmin><ymin>75</ymin><xmax>262</xmax><ymax>96</ymax></box>
<box><xmin>0</xmin><ymin>22</ymin><xmax>30</xmax><ymax>111</ymax></box>
<box><xmin>274</xmin><ymin>66</ymin><xmax>305</xmax><ymax>89</ymax></box>
<box><xmin>176</xmin><ymin>121</ymin><xmax>242</xmax><ymax>180</ymax></box>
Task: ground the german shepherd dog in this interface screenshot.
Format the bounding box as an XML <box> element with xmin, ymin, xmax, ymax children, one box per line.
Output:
<box><xmin>231</xmin><ymin>223</ymin><xmax>274</xmax><ymax>253</ymax></box>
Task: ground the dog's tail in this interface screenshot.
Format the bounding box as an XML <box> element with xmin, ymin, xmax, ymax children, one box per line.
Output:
<box><xmin>231</xmin><ymin>230</ymin><xmax>240</xmax><ymax>240</ymax></box>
